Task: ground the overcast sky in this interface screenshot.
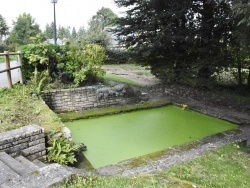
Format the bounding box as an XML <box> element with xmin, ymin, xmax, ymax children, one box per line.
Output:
<box><xmin>0</xmin><ymin>0</ymin><xmax>125</xmax><ymax>31</ymax></box>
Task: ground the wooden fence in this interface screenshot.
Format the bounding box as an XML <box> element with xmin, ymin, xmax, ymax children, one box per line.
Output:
<box><xmin>0</xmin><ymin>51</ymin><xmax>23</xmax><ymax>88</ymax></box>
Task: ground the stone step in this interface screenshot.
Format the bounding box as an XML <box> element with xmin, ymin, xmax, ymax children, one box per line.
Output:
<box><xmin>0</xmin><ymin>152</ymin><xmax>32</xmax><ymax>176</ymax></box>
<box><xmin>15</xmin><ymin>156</ymin><xmax>39</xmax><ymax>172</ymax></box>
<box><xmin>1</xmin><ymin>163</ymin><xmax>74</xmax><ymax>188</ymax></box>
<box><xmin>32</xmin><ymin>159</ymin><xmax>47</xmax><ymax>168</ymax></box>
<box><xmin>0</xmin><ymin>160</ymin><xmax>20</xmax><ymax>185</ymax></box>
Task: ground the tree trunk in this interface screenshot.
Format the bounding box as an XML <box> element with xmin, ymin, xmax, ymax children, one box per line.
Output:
<box><xmin>248</xmin><ymin>67</ymin><xmax>250</xmax><ymax>88</ymax></box>
<box><xmin>237</xmin><ymin>51</ymin><xmax>242</xmax><ymax>86</ymax></box>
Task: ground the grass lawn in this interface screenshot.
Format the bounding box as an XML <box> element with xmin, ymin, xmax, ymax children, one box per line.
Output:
<box><xmin>164</xmin><ymin>142</ymin><xmax>250</xmax><ymax>188</ymax></box>
<box><xmin>103</xmin><ymin>73</ymin><xmax>143</xmax><ymax>87</ymax></box>
<box><xmin>0</xmin><ymin>84</ymin><xmax>63</xmax><ymax>133</ymax></box>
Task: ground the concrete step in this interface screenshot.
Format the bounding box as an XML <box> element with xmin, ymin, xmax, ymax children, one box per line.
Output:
<box><xmin>32</xmin><ymin>159</ymin><xmax>47</xmax><ymax>168</ymax></box>
<box><xmin>0</xmin><ymin>152</ymin><xmax>32</xmax><ymax>176</ymax></box>
<box><xmin>0</xmin><ymin>160</ymin><xmax>20</xmax><ymax>185</ymax></box>
<box><xmin>1</xmin><ymin>163</ymin><xmax>74</xmax><ymax>188</ymax></box>
<box><xmin>15</xmin><ymin>156</ymin><xmax>39</xmax><ymax>172</ymax></box>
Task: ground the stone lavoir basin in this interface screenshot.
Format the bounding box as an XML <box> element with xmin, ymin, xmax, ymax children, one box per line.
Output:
<box><xmin>65</xmin><ymin>105</ymin><xmax>237</xmax><ymax>169</ymax></box>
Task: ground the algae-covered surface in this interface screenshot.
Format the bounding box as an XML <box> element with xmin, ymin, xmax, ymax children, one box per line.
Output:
<box><xmin>65</xmin><ymin>105</ymin><xmax>237</xmax><ymax>168</ymax></box>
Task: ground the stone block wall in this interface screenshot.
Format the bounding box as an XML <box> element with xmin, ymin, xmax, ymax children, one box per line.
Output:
<box><xmin>42</xmin><ymin>85</ymin><xmax>140</xmax><ymax>113</ymax></box>
<box><xmin>0</xmin><ymin>125</ymin><xmax>46</xmax><ymax>160</ymax></box>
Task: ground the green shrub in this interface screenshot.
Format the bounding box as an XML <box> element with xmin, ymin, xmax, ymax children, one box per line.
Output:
<box><xmin>19</xmin><ymin>42</ymin><xmax>106</xmax><ymax>86</ymax></box>
<box><xmin>19</xmin><ymin>43</ymin><xmax>68</xmax><ymax>80</ymax></box>
<box><xmin>47</xmin><ymin>135</ymin><xmax>79</xmax><ymax>165</ymax></box>
<box><xmin>0</xmin><ymin>42</ymin><xmax>8</xmax><ymax>53</ymax></box>
<box><xmin>65</xmin><ymin>43</ymin><xmax>106</xmax><ymax>86</ymax></box>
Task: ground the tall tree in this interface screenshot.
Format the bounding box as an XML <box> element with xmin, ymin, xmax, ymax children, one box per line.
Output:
<box><xmin>93</xmin><ymin>7</ymin><xmax>118</xmax><ymax>29</ymax></box>
<box><xmin>57</xmin><ymin>26</ymin><xmax>71</xmax><ymax>40</ymax></box>
<box><xmin>194</xmin><ymin>0</ymin><xmax>232</xmax><ymax>82</ymax></box>
<box><xmin>85</xmin><ymin>7</ymin><xmax>118</xmax><ymax>46</ymax></box>
<box><xmin>77</xmin><ymin>26</ymin><xmax>86</xmax><ymax>41</ymax></box>
<box><xmin>230</xmin><ymin>0</ymin><xmax>250</xmax><ymax>86</ymax></box>
<box><xmin>71</xmin><ymin>27</ymin><xmax>77</xmax><ymax>39</ymax></box>
<box><xmin>114</xmin><ymin>0</ymin><xmax>194</xmax><ymax>82</ymax></box>
<box><xmin>43</xmin><ymin>22</ymin><xmax>54</xmax><ymax>39</ymax></box>
<box><xmin>0</xmin><ymin>14</ymin><xmax>9</xmax><ymax>43</ymax></box>
<box><xmin>114</xmin><ymin>0</ymin><xmax>233</xmax><ymax>85</ymax></box>
<box><xmin>7</xmin><ymin>13</ymin><xmax>41</xmax><ymax>47</ymax></box>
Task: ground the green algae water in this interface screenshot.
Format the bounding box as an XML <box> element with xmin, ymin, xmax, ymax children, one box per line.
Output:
<box><xmin>65</xmin><ymin>105</ymin><xmax>237</xmax><ymax>168</ymax></box>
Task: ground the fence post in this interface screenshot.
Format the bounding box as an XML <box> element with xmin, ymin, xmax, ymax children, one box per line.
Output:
<box><xmin>4</xmin><ymin>51</ymin><xmax>12</xmax><ymax>88</ymax></box>
<box><xmin>17</xmin><ymin>51</ymin><xmax>24</xmax><ymax>84</ymax></box>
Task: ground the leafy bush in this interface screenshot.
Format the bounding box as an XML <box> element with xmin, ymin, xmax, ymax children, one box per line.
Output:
<box><xmin>0</xmin><ymin>42</ymin><xmax>8</xmax><ymax>53</ymax></box>
<box><xmin>47</xmin><ymin>135</ymin><xmax>79</xmax><ymax>165</ymax></box>
<box><xmin>65</xmin><ymin>43</ymin><xmax>107</xmax><ymax>86</ymax></box>
<box><xmin>19</xmin><ymin>43</ymin><xmax>68</xmax><ymax>80</ymax></box>
<box><xmin>19</xmin><ymin>42</ymin><xmax>106</xmax><ymax>86</ymax></box>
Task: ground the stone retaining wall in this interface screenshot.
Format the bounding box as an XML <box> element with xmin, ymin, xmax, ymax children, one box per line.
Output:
<box><xmin>0</xmin><ymin>125</ymin><xmax>46</xmax><ymax>160</ymax></box>
<box><xmin>42</xmin><ymin>84</ymin><xmax>140</xmax><ymax>113</ymax></box>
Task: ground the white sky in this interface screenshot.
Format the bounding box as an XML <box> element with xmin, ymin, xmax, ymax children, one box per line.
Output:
<box><xmin>0</xmin><ymin>0</ymin><xmax>125</xmax><ymax>31</ymax></box>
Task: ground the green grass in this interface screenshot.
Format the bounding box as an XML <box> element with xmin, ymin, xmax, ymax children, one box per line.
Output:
<box><xmin>60</xmin><ymin>174</ymin><xmax>194</xmax><ymax>188</ymax></box>
<box><xmin>0</xmin><ymin>84</ymin><xmax>63</xmax><ymax>133</ymax></box>
<box><xmin>58</xmin><ymin>101</ymin><xmax>171</xmax><ymax>122</ymax></box>
<box><xmin>0</xmin><ymin>55</ymin><xmax>18</xmax><ymax>63</ymax></box>
<box><xmin>103</xmin><ymin>73</ymin><xmax>143</xmax><ymax>87</ymax></box>
<box><xmin>164</xmin><ymin>142</ymin><xmax>250</xmax><ymax>188</ymax></box>
<box><xmin>104</xmin><ymin>63</ymin><xmax>149</xmax><ymax>70</ymax></box>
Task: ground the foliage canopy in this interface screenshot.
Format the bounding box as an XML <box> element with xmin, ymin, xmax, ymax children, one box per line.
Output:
<box><xmin>7</xmin><ymin>13</ymin><xmax>41</xmax><ymax>50</ymax></box>
<box><xmin>114</xmin><ymin>0</ymin><xmax>249</xmax><ymax>86</ymax></box>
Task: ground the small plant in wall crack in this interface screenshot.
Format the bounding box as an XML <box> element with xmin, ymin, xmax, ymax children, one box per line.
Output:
<box><xmin>47</xmin><ymin>134</ymin><xmax>85</xmax><ymax>165</ymax></box>
<box><xmin>181</xmin><ymin>104</ymin><xmax>188</xmax><ymax>110</ymax></box>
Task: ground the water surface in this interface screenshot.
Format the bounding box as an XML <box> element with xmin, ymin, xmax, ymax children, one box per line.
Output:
<box><xmin>66</xmin><ymin>105</ymin><xmax>237</xmax><ymax>168</ymax></box>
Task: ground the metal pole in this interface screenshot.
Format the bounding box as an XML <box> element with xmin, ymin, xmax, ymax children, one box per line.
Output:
<box><xmin>53</xmin><ymin>2</ymin><xmax>57</xmax><ymax>44</ymax></box>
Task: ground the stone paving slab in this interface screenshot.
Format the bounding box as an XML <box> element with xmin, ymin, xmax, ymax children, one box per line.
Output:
<box><xmin>15</xmin><ymin>156</ymin><xmax>39</xmax><ymax>172</ymax></box>
<box><xmin>0</xmin><ymin>164</ymin><xmax>73</xmax><ymax>188</ymax></box>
